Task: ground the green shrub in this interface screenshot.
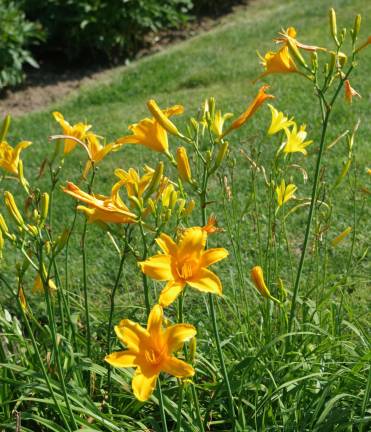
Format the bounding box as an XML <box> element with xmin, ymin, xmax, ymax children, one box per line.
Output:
<box><xmin>0</xmin><ymin>1</ymin><xmax>44</xmax><ymax>90</ymax></box>
<box><xmin>22</xmin><ymin>0</ymin><xmax>194</xmax><ymax>62</ymax></box>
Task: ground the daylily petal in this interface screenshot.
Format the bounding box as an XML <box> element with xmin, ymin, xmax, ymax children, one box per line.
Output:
<box><xmin>159</xmin><ymin>280</ymin><xmax>185</xmax><ymax>307</ymax></box>
<box><xmin>147</xmin><ymin>304</ymin><xmax>163</xmax><ymax>339</ymax></box>
<box><xmin>156</xmin><ymin>233</ymin><xmax>178</xmax><ymax>255</ymax></box>
<box><xmin>132</xmin><ymin>369</ymin><xmax>158</xmax><ymax>401</ymax></box>
<box><xmin>162</xmin><ymin>357</ymin><xmax>195</xmax><ymax>378</ymax></box>
<box><xmin>165</xmin><ymin>324</ymin><xmax>197</xmax><ymax>353</ymax></box>
<box><xmin>105</xmin><ymin>350</ymin><xmax>138</xmax><ymax>368</ymax></box>
<box><xmin>114</xmin><ymin>319</ymin><xmax>150</xmax><ymax>353</ymax></box>
<box><xmin>188</xmin><ymin>268</ymin><xmax>222</xmax><ymax>295</ymax></box>
<box><xmin>178</xmin><ymin>227</ymin><xmax>207</xmax><ymax>259</ymax></box>
<box><xmin>200</xmin><ymin>248</ymin><xmax>228</xmax><ymax>268</ymax></box>
<box><xmin>139</xmin><ymin>255</ymin><xmax>173</xmax><ymax>281</ymax></box>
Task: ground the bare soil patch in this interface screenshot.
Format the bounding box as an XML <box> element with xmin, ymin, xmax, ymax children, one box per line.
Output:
<box><xmin>0</xmin><ymin>3</ymin><xmax>247</xmax><ymax>117</ymax></box>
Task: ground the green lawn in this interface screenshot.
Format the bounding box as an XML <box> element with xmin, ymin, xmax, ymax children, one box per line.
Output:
<box><xmin>1</xmin><ymin>0</ymin><xmax>370</xmax><ymax>430</ymax></box>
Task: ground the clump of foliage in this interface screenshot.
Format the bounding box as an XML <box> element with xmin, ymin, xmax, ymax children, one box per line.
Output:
<box><xmin>0</xmin><ymin>1</ymin><xmax>44</xmax><ymax>90</ymax></box>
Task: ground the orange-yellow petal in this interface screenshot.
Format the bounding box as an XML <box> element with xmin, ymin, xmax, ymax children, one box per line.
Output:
<box><xmin>155</xmin><ymin>233</ymin><xmax>177</xmax><ymax>255</ymax></box>
<box><xmin>162</xmin><ymin>357</ymin><xmax>195</xmax><ymax>378</ymax></box>
<box><xmin>105</xmin><ymin>351</ymin><xmax>137</xmax><ymax>368</ymax></box>
<box><xmin>147</xmin><ymin>304</ymin><xmax>163</xmax><ymax>338</ymax></box>
<box><xmin>200</xmin><ymin>248</ymin><xmax>228</xmax><ymax>268</ymax></box>
<box><xmin>188</xmin><ymin>268</ymin><xmax>222</xmax><ymax>295</ymax></box>
<box><xmin>178</xmin><ymin>227</ymin><xmax>207</xmax><ymax>259</ymax></box>
<box><xmin>159</xmin><ymin>280</ymin><xmax>186</xmax><ymax>307</ymax></box>
<box><xmin>165</xmin><ymin>324</ymin><xmax>197</xmax><ymax>353</ymax></box>
<box><xmin>132</xmin><ymin>369</ymin><xmax>158</xmax><ymax>401</ymax></box>
<box><xmin>114</xmin><ymin>319</ymin><xmax>150</xmax><ymax>353</ymax></box>
<box><xmin>139</xmin><ymin>255</ymin><xmax>173</xmax><ymax>281</ymax></box>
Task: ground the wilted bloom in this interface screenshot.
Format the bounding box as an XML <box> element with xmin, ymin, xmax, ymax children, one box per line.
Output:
<box><xmin>211</xmin><ymin>110</ymin><xmax>233</xmax><ymax>137</ymax></box>
<box><xmin>267</xmin><ymin>104</ymin><xmax>294</xmax><ymax>135</ymax></box>
<box><xmin>331</xmin><ymin>226</ymin><xmax>352</xmax><ymax>246</ymax></box>
<box><xmin>257</xmin><ymin>46</ymin><xmax>297</xmax><ymax>80</ymax></box>
<box><xmin>105</xmin><ymin>304</ymin><xmax>195</xmax><ymax>401</ymax></box>
<box><xmin>203</xmin><ymin>215</ymin><xmax>223</xmax><ymax>234</ymax></box>
<box><xmin>82</xmin><ymin>132</ymin><xmax>115</xmax><ymax>178</ymax></box>
<box><xmin>52</xmin><ymin>112</ymin><xmax>91</xmax><ymax>154</ymax></box>
<box><xmin>33</xmin><ymin>274</ymin><xmax>57</xmax><ymax>294</ymax></box>
<box><xmin>0</xmin><ymin>140</ymin><xmax>31</xmax><ymax>175</ymax></box>
<box><xmin>276</xmin><ymin>180</ymin><xmax>297</xmax><ymax>207</ymax></box>
<box><xmin>139</xmin><ymin>227</ymin><xmax>228</xmax><ymax>307</ymax></box>
<box><xmin>250</xmin><ymin>266</ymin><xmax>280</xmax><ymax>303</ymax></box>
<box><xmin>116</xmin><ymin>104</ymin><xmax>183</xmax><ymax>154</ymax></box>
<box><xmin>176</xmin><ymin>147</ymin><xmax>192</xmax><ymax>183</ymax></box>
<box><xmin>275</xmin><ymin>27</ymin><xmax>325</xmax><ymax>52</ymax></box>
<box><xmin>63</xmin><ymin>182</ymin><xmax>137</xmax><ymax>224</ymax></box>
<box><xmin>355</xmin><ymin>35</ymin><xmax>371</xmax><ymax>53</ymax></box>
<box><xmin>283</xmin><ymin>123</ymin><xmax>312</xmax><ymax>155</ymax></box>
<box><xmin>223</xmin><ymin>86</ymin><xmax>274</xmax><ymax>137</ymax></box>
<box><xmin>344</xmin><ymin>80</ymin><xmax>361</xmax><ymax>104</ymax></box>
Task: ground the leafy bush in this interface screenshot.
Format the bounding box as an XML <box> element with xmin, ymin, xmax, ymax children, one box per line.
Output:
<box><xmin>22</xmin><ymin>0</ymin><xmax>194</xmax><ymax>62</ymax></box>
<box><xmin>0</xmin><ymin>1</ymin><xmax>44</xmax><ymax>90</ymax></box>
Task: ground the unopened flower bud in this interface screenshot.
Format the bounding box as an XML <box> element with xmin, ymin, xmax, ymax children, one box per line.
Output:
<box><xmin>176</xmin><ymin>147</ymin><xmax>192</xmax><ymax>183</ymax></box>
<box><xmin>4</xmin><ymin>192</ymin><xmax>25</xmax><ymax>228</ymax></box>
<box><xmin>0</xmin><ymin>230</ymin><xmax>4</xmax><ymax>258</ymax></box>
<box><xmin>147</xmin><ymin>99</ymin><xmax>183</xmax><ymax>137</ymax></box>
<box><xmin>189</xmin><ymin>337</ymin><xmax>197</xmax><ymax>364</ymax></box>
<box><xmin>0</xmin><ymin>114</ymin><xmax>11</xmax><ymax>142</ymax></box>
<box><xmin>39</xmin><ymin>192</ymin><xmax>49</xmax><ymax>228</ymax></box>
<box><xmin>329</xmin><ymin>8</ymin><xmax>339</xmax><ymax>46</ymax></box>
<box><xmin>214</xmin><ymin>141</ymin><xmax>229</xmax><ymax>170</ymax></box>
<box><xmin>287</xmin><ymin>38</ymin><xmax>307</xmax><ymax>68</ymax></box>
<box><xmin>0</xmin><ymin>214</ymin><xmax>9</xmax><ymax>234</ymax></box>
<box><xmin>54</xmin><ymin>228</ymin><xmax>70</xmax><ymax>253</ymax></box>
<box><xmin>331</xmin><ymin>227</ymin><xmax>352</xmax><ymax>246</ymax></box>
<box><xmin>145</xmin><ymin>161</ymin><xmax>164</xmax><ymax>198</ymax></box>
<box><xmin>251</xmin><ymin>266</ymin><xmax>280</xmax><ymax>303</ymax></box>
<box><xmin>182</xmin><ymin>199</ymin><xmax>195</xmax><ymax>216</ymax></box>
<box><xmin>353</xmin><ymin>14</ymin><xmax>361</xmax><ymax>42</ymax></box>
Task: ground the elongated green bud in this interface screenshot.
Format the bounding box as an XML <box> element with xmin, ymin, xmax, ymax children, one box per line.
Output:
<box><xmin>176</xmin><ymin>147</ymin><xmax>192</xmax><ymax>183</ymax></box>
<box><xmin>353</xmin><ymin>14</ymin><xmax>361</xmax><ymax>42</ymax></box>
<box><xmin>39</xmin><ymin>192</ymin><xmax>49</xmax><ymax>228</ymax></box>
<box><xmin>0</xmin><ymin>114</ymin><xmax>11</xmax><ymax>142</ymax></box>
<box><xmin>0</xmin><ymin>214</ymin><xmax>9</xmax><ymax>234</ymax></box>
<box><xmin>208</xmin><ymin>97</ymin><xmax>216</xmax><ymax>119</ymax></box>
<box><xmin>54</xmin><ymin>228</ymin><xmax>70</xmax><ymax>253</ymax></box>
<box><xmin>287</xmin><ymin>38</ymin><xmax>307</xmax><ymax>67</ymax></box>
<box><xmin>145</xmin><ymin>162</ymin><xmax>164</xmax><ymax>198</ymax></box>
<box><xmin>4</xmin><ymin>192</ymin><xmax>25</xmax><ymax>228</ymax></box>
<box><xmin>214</xmin><ymin>141</ymin><xmax>229</xmax><ymax>170</ymax></box>
<box><xmin>329</xmin><ymin>8</ymin><xmax>339</xmax><ymax>46</ymax></box>
<box><xmin>0</xmin><ymin>230</ymin><xmax>4</xmax><ymax>258</ymax></box>
<box><xmin>328</xmin><ymin>51</ymin><xmax>336</xmax><ymax>77</ymax></box>
<box><xmin>189</xmin><ymin>337</ymin><xmax>197</xmax><ymax>364</ymax></box>
<box><xmin>147</xmin><ymin>99</ymin><xmax>182</xmax><ymax>137</ymax></box>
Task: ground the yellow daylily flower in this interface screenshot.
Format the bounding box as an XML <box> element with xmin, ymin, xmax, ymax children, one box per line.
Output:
<box><xmin>283</xmin><ymin>123</ymin><xmax>312</xmax><ymax>155</ymax></box>
<box><xmin>115</xmin><ymin>104</ymin><xmax>183</xmax><ymax>154</ymax></box>
<box><xmin>257</xmin><ymin>46</ymin><xmax>297</xmax><ymax>80</ymax></box>
<box><xmin>211</xmin><ymin>110</ymin><xmax>233</xmax><ymax>137</ymax></box>
<box><xmin>250</xmin><ymin>266</ymin><xmax>280</xmax><ymax>303</ymax></box>
<box><xmin>139</xmin><ymin>227</ymin><xmax>228</xmax><ymax>307</ymax></box>
<box><xmin>331</xmin><ymin>227</ymin><xmax>352</xmax><ymax>246</ymax></box>
<box><xmin>275</xmin><ymin>27</ymin><xmax>325</xmax><ymax>52</ymax></box>
<box><xmin>344</xmin><ymin>80</ymin><xmax>361</xmax><ymax>104</ymax></box>
<box><xmin>82</xmin><ymin>132</ymin><xmax>115</xmax><ymax>178</ymax></box>
<box><xmin>276</xmin><ymin>180</ymin><xmax>297</xmax><ymax>207</ymax></box>
<box><xmin>105</xmin><ymin>304</ymin><xmax>196</xmax><ymax>401</ymax></box>
<box><xmin>223</xmin><ymin>86</ymin><xmax>274</xmax><ymax>137</ymax></box>
<box><xmin>267</xmin><ymin>104</ymin><xmax>294</xmax><ymax>135</ymax></box>
<box><xmin>63</xmin><ymin>182</ymin><xmax>137</xmax><ymax>224</ymax></box>
<box><xmin>0</xmin><ymin>140</ymin><xmax>31</xmax><ymax>175</ymax></box>
<box><xmin>52</xmin><ymin>112</ymin><xmax>91</xmax><ymax>155</ymax></box>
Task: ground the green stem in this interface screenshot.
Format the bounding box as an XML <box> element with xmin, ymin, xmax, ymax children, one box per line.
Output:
<box><xmin>157</xmin><ymin>378</ymin><xmax>168</xmax><ymax>432</ymax></box>
<box><xmin>175</xmin><ymin>381</ymin><xmax>185</xmax><ymax>432</ymax></box>
<box><xmin>38</xmin><ymin>247</ymin><xmax>77</xmax><ymax>430</ymax></box>
<box><xmin>199</xmin><ymin>166</ymin><xmax>236</xmax><ymax>427</ymax></box>
<box><xmin>139</xmin><ymin>221</ymin><xmax>151</xmax><ymax>314</ymax></box>
<box><xmin>287</xmin><ymin>71</ymin><xmax>352</xmax><ymax>333</ymax></box>
<box><xmin>191</xmin><ymin>383</ymin><xmax>205</xmax><ymax>432</ymax></box>
<box><xmin>106</xmin><ymin>246</ymin><xmax>127</xmax><ymax>405</ymax></box>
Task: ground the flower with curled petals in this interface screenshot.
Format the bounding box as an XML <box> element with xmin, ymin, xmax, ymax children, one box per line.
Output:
<box><xmin>52</xmin><ymin>112</ymin><xmax>91</xmax><ymax>154</ymax></box>
<box><xmin>344</xmin><ymin>80</ymin><xmax>361</xmax><ymax>104</ymax></box>
<box><xmin>256</xmin><ymin>46</ymin><xmax>297</xmax><ymax>81</ymax></box>
<box><xmin>139</xmin><ymin>227</ymin><xmax>228</xmax><ymax>307</ymax></box>
<box><xmin>105</xmin><ymin>304</ymin><xmax>196</xmax><ymax>401</ymax></box>
<box><xmin>282</xmin><ymin>123</ymin><xmax>312</xmax><ymax>155</ymax></box>
<box><xmin>0</xmin><ymin>140</ymin><xmax>31</xmax><ymax>175</ymax></box>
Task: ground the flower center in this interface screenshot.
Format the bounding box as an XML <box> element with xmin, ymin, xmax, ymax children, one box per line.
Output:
<box><xmin>144</xmin><ymin>347</ymin><xmax>165</xmax><ymax>366</ymax></box>
<box><xmin>178</xmin><ymin>257</ymin><xmax>198</xmax><ymax>280</ymax></box>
